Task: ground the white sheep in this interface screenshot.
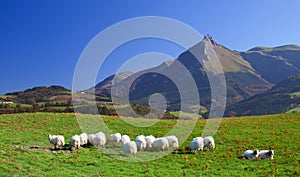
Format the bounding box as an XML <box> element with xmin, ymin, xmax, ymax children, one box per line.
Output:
<box><xmin>121</xmin><ymin>139</ymin><xmax>137</xmax><ymax>156</ymax></box>
<box><xmin>108</xmin><ymin>133</ymin><xmax>122</xmax><ymax>143</ymax></box>
<box><xmin>145</xmin><ymin>135</ymin><xmax>156</xmax><ymax>149</ymax></box>
<box><xmin>152</xmin><ymin>137</ymin><xmax>169</xmax><ymax>151</ymax></box>
<box><xmin>189</xmin><ymin>137</ymin><xmax>204</xmax><ymax>152</ymax></box>
<box><xmin>79</xmin><ymin>133</ymin><xmax>88</xmax><ymax>146</ymax></box>
<box><xmin>243</xmin><ymin>149</ymin><xmax>260</xmax><ymax>159</ymax></box>
<box><xmin>135</xmin><ymin>135</ymin><xmax>147</xmax><ymax>151</ymax></box>
<box><xmin>121</xmin><ymin>135</ymin><xmax>130</xmax><ymax>144</ymax></box>
<box><xmin>166</xmin><ymin>135</ymin><xmax>179</xmax><ymax>149</ymax></box>
<box><xmin>203</xmin><ymin>136</ymin><xmax>215</xmax><ymax>150</ymax></box>
<box><xmin>88</xmin><ymin>134</ymin><xmax>96</xmax><ymax>145</ymax></box>
<box><xmin>93</xmin><ymin>132</ymin><xmax>106</xmax><ymax>147</ymax></box>
<box><xmin>259</xmin><ymin>150</ymin><xmax>274</xmax><ymax>160</ymax></box>
<box><xmin>48</xmin><ymin>134</ymin><xmax>65</xmax><ymax>149</ymax></box>
<box><xmin>69</xmin><ymin>135</ymin><xmax>81</xmax><ymax>150</ymax></box>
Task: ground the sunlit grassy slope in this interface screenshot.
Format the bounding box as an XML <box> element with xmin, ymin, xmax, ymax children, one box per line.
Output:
<box><xmin>0</xmin><ymin>113</ymin><xmax>299</xmax><ymax>176</ymax></box>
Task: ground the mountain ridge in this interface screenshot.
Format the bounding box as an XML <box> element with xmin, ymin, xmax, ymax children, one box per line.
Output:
<box><xmin>2</xmin><ymin>35</ymin><xmax>300</xmax><ymax>117</ymax></box>
<box><xmin>97</xmin><ymin>35</ymin><xmax>273</xmax><ymax>111</ymax></box>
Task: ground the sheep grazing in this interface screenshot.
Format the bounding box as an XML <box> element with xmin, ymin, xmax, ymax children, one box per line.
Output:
<box><xmin>145</xmin><ymin>135</ymin><xmax>156</xmax><ymax>149</ymax></box>
<box><xmin>88</xmin><ymin>134</ymin><xmax>96</xmax><ymax>145</ymax></box>
<box><xmin>259</xmin><ymin>150</ymin><xmax>274</xmax><ymax>160</ymax></box>
<box><xmin>48</xmin><ymin>134</ymin><xmax>65</xmax><ymax>149</ymax></box>
<box><xmin>79</xmin><ymin>133</ymin><xmax>88</xmax><ymax>146</ymax></box>
<box><xmin>166</xmin><ymin>135</ymin><xmax>179</xmax><ymax>149</ymax></box>
<box><xmin>121</xmin><ymin>140</ymin><xmax>137</xmax><ymax>156</ymax></box>
<box><xmin>69</xmin><ymin>135</ymin><xmax>81</xmax><ymax>150</ymax></box>
<box><xmin>203</xmin><ymin>136</ymin><xmax>215</xmax><ymax>150</ymax></box>
<box><xmin>152</xmin><ymin>137</ymin><xmax>169</xmax><ymax>151</ymax></box>
<box><xmin>108</xmin><ymin>133</ymin><xmax>122</xmax><ymax>144</ymax></box>
<box><xmin>135</xmin><ymin>135</ymin><xmax>147</xmax><ymax>151</ymax></box>
<box><xmin>243</xmin><ymin>149</ymin><xmax>260</xmax><ymax>159</ymax></box>
<box><xmin>93</xmin><ymin>132</ymin><xmax>106</xmax><ymax>147</ymax></box>
<box><xmin>189</xmin><ymin>137</ymin><xmax>204</xmax><ymax>153</ymax></box>
<box><xmin>121</xmin><ymin>135</ymin><xmax>130</xmax><ymax>144</ymax></box>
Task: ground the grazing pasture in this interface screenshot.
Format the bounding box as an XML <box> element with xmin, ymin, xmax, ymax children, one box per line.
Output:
<box><xmin>0</xmin><ymin>113</ymin><xmax>299</xmax><ymax>176</ymax></box>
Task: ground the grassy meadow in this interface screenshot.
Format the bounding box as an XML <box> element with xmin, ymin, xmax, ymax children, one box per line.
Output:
<box><xmin>0</xmin><ymin>113</ymin><xmax>299</xmax><ymax>176</ymax></box>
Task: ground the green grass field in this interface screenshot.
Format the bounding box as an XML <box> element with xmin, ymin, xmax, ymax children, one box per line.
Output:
<box><xmin>0</xmin><ymin>113</ymin><xmax>299</xmax><ymax>176</ymax></box>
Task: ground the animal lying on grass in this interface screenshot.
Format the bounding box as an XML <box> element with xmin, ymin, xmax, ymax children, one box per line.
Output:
<box><xmin>259</xmin><ymin>150</ymin><xmax>274</xmax><ymax>160</ymax></box>
<box><xmin>243</xmin><ymin>149</ymin><xmax>260</xmax><ymax>159</ymax></box>
<box><xmin>242</xmin><ymin>149</ymin><xmax>274</xmax><ymax>160</ymax></box>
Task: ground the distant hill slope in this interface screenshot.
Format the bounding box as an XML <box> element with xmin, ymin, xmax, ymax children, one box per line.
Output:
<box><xmin>241</xmin><ymin>45</ymin><xmax>300</xmax><ymax>83</ymax></box>
<box><xmin>224</xmin><ymin>75</ymin><xmax>300</xmax><ymax>116</ymax></box>
<box><xmin>86</xmin><ymin>71</ymin><xmax>133</xmax><ymax>96</ymax></box>
<box><xmin>4</xmin><ymin>85</ymin><xmax>71</xmax><ymax>104</ymax></box>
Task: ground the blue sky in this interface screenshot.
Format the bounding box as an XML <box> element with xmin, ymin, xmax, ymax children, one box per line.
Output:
<box><xmin>1</xmin><ymin>0</ymin><xmax>300</xmax><ymax>94</ymax></box>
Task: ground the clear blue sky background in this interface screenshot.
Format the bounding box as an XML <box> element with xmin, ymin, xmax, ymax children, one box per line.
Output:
<box><xmin>1</xmin><ymin>0</ymin><xmax>300</xmax><ymax>94</ymax></box>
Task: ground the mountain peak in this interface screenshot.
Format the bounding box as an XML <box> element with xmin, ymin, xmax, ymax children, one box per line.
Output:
<box><xmin>204</xmin><ymin>34</ymin><xmax>212</xmax><ymax>40</ymax></box>
<box><xmin>203</xmin><ymin>34</ymin><xmax>218</xmax><ymax>47</ymax></box>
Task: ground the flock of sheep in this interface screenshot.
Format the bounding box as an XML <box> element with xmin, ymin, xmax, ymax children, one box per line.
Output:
<box><xmin>48</xmin><ymin>133</ymin><xmax>214</xmax><ymax>155</ymax></box>
<box><xmin>48</xmin><ymin>133</ymin><xmax>274</xmax><ymax>159</ymax></box>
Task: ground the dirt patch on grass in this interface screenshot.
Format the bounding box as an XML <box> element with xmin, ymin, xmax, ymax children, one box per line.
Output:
<box><xmin>13</xmin><ymin>144</ymin><xmax>73</xmax><ymax>154</ymax></box>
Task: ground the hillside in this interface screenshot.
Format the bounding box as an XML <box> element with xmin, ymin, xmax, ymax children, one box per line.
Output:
<box><xmin>224</xmin><ymin>75</ymin><xmax>300</xmax><ymax>116</ymax></box>
<box><xmin>0</xmin><ymin>113</ymin><xmax>299</xmax><ymax>176</ymax></box>
<box><xmin>0</xmin><ymin>86</ymin><xmax>73</xmax><ymax>114</ymax></box>
<box><xmin>241</xmin><ymin>45</ymin><xmax>300</xmax><ymax>83</ymax></box>
<box><xmin>4</xmin><ymin>85</ymin><xmax>71</xmax><ymax>104</ymax></box>
<box><xmin>86</xmin><ymin>71</ymin><xmax>134</xmax><ymax>96</ymax></box>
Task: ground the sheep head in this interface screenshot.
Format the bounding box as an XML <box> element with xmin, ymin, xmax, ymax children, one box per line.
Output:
<box><xmin>269</xmin><ymin>150</ymin><xmax>274</xmax><ymax>159</ymax></box>
<box><xmin>48</xmin><ymin>134</ymin><xmax>53</xmax><ymax>141</ymax></box>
